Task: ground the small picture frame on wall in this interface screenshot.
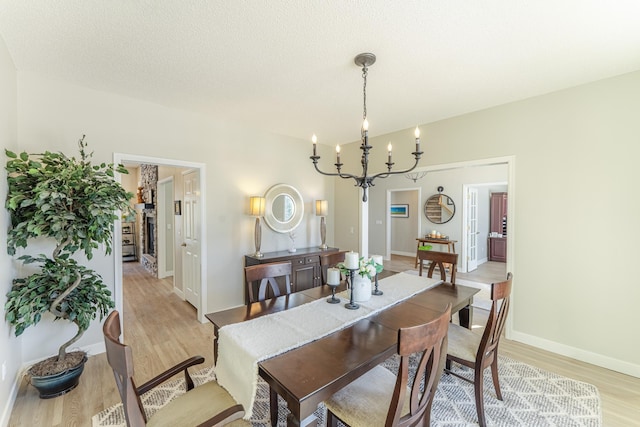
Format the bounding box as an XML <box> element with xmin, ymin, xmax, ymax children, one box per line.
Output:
<box><xmin>174</xmin><ymin>200</ymin><xmax>182</xmax><ymax>216</ymax></box>
<box><xmin>390</xmin><ymin>204</ymin><xmax>409</xmax><ymax>218</ymax></box>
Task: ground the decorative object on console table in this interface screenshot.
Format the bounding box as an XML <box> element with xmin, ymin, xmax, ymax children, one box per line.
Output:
<box><xmin>244</xmin><ymin>246</ymin><xmax>339</xmax><ymax>303</ymax></box>
<box><xmin>249</xmin><ymin>196</ymin><xmax>266</xmax><ymax>258</ymax></box>
<box><xmin>310</xmin><ymin>52</ymin><xmax>424</xmax><ymax>202</ymax></box>
<box><xmin>316</xmin><ymin>199</ymin><xmax>328</xmax><ymax>249</ymax></box>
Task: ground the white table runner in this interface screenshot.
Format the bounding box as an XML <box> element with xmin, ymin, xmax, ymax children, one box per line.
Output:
<box><xmin>215</xmin><ymin>272</ymin><xmax>441</xmax><ymax>419</ymax></box>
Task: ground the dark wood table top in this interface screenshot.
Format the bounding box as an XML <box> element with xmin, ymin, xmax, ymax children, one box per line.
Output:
<box><xmin>257</xmin><ymin>282</ymin><xmax>478</xmax><ymax>426</ymax></box>
<box><xmin>205</xmin><ymin>271</ymin><xmax>479</xmax><ymax>427</ymax></box>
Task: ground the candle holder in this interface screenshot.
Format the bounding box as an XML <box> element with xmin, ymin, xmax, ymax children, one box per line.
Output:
<box><xmin>345</xmin><ymin>269</ymin><xmax>360</xmax><ymax>310</ymax></box>
<box><xmin>326</xmin><ymin>282</ymin><xmax>340</xmax><ymax>304</ymax></box>
<box><xmin>372</xmin><ymin>272</ymin><xmax>383</xmax><ymax>296</ymax></box>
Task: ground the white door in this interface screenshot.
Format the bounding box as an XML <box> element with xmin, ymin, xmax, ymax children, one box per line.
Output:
<box><xmin>182</xmin><ymin>170</ymin><xmax>201</xmax><ymax>309</ymax></box>
<box><xmin>466</xmin><ymin>187</ymin><xmax>479</xmax><ymax>272</ymax></box>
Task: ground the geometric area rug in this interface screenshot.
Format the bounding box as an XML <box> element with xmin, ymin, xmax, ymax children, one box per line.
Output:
<box><xmin>92</xmin><ymin>355</ymin><xmax>601</xmax><ymax>427</ymax></box>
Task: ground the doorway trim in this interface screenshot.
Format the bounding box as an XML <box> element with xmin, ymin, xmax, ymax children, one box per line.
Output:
<box><xmin>113</xmin><ymin>153</ymin><xmax>208</xmax><ymax>324</ymax></box>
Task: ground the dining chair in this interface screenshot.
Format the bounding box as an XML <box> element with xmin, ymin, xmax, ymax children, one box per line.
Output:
<box><xmin>445</xmin><ymin>272</ymin><xmax>513</xmax><ymax>427</ymax></box>
<box><xmin>325</xmin><ymin>304</ymin><xmax>452</xmax><ymax>427</ymax></box>
<box><xmin>417</xmin><ymin>249</ymin><xmax>458</xmax><ymax>286</ymax></box>
<box><xmin>244</xmin><ymin>261</ymin><xmax>292</xmax><ymax>303</ymax></box>
<box><xmin>319</xmin><ymin>251</ymin><xmax>347</xmax><ymax>283</ymax></box>
<box><xmin>102</xmin><ymin>310</ymin><xmax>248</xmax><ymax>427</ymax></box>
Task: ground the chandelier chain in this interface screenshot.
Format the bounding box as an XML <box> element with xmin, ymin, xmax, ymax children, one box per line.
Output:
<box><xmin>362</xmin><ymin>66</ymin><xmax>368</xmax><ymax>121</ymax></box>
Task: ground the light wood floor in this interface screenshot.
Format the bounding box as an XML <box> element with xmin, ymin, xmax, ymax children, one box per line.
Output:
<box><xmin>9</xmin><ymin>258</ymin><xmax>640</xmax><ymax>426</ymax></box>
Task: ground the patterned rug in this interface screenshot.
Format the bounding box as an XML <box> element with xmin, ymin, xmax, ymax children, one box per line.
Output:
<box><xmin>92</xmin><ymin>355</ymin><xmax>601</xmax><ymax>426</ymax></box>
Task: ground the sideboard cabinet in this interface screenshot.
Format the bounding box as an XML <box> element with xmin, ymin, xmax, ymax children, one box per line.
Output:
<box><xmin>244</xmin><ymin>247</ymin><xmax>339</xmax><ymax>303</ymax></box>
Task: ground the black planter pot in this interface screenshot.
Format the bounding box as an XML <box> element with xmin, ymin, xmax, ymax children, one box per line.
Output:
<box><xmin>29</xmin><ymin>356</ymin><xmax>87</xmax><ymax>399</ymax></box>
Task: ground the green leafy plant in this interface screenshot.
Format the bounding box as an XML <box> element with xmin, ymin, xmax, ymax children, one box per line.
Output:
<box><xmin>4</xmin><ymin>135</ymin><xmax>132</xmax><ymax>370</ymax></box>
<box><xmin>337</xmin><ymin>257</ymin><xmax>383</xmax><ymax>280</ymax></box>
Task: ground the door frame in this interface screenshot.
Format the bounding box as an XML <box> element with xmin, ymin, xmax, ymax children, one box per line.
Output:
<box><xmin>113</xmin><ymin>153</ymin><xmax>208</xmax><ymax>324</ymax></box>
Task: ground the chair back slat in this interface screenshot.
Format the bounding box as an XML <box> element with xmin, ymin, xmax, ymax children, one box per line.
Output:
<box><xmin>477</xmin><ymin>273</ymin><xmax>513</xmax><ymax>362</ymax></box>
<box><xmin>417</xmin><ymin>250</ymin><xmax>458</xmax><ymax>285</ymax></box>
<box><xmin>245</xmin><ymin>261</ymin><xmax>292</xmax><ymax>303</ymax></box>
<box><xmin>103</xmin><ymin>311</ymin><xmax>146</xmax><ymax>426</ymax></box>
<box><xmin>320</xmin><ymin>251</ymin><xmax>347</xmax><ymax>283</ymax></box>
<box><xmin>386</xmin><ymin>304</ymin><xmax>451</xmax><ymax>427</ymax></box>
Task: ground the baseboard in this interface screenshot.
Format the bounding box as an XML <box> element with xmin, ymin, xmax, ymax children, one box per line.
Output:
<box><xmin>510</xmin><ymin>330</ymin><xmax>640</xmax><ymax>378</ymax></box>
<box><xmin>390</xmin><ymin>250</ymin><xmax>415</xmax><ymax>258</ymax></box>
<box><xmin>0</xmin><ymin>371</ymin><xmax>21</xmax><ymax>427</ymax></box>
<box><xmin>174</xmin><ymin>287</ymin><xmax>185</xmax><ymax>299</ymax></box>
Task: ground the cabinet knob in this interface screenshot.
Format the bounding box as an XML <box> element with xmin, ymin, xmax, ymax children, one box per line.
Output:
<box><xmin>181</xmin><ymin>243</ymin><xmax>187</xmax><ymax>247</ymax></box>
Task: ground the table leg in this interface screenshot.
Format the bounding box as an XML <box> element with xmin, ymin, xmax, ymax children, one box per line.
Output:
<box><xmin>458</xmin><ymin>301</ymin><xmax>473</xmax><ymax>329</ymax></box>
<box><xmin>270</xmin><ymin>387</ymin><xmax>278</xmax><ymax>426</ymax></box>
<box><xmin>213</xmin><ymin>326</ymin><xmax>219</xmax><ymax>365</ymax></box>
<box><xmin>287</xmin><ymin>413</ymin><xmax>316</xmax><ymax>427</ymax></box>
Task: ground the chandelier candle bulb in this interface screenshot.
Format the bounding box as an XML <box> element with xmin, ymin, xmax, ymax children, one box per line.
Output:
<box><xmin>344</xmin><ymin>251</ymin><xmax>359</xmax><ymax>269</ymax></box>
<box><xmin>336</xmin><ymin>145</ymin><xmax>340</xmax><ymax>163</ymax></box>
<box><xmin>312</xmin><ymin>134</ymin><xmax>317</xmax><ymax>156</ymax></box>
<box><xmin>415</xmin><ymin>127</ymin><xmax>421</xmax><ymax>152</ymax></box>
<box><xmin>387</xmin><ymin>143</ymin><xmax>392</xmax><ymax>163</ymax></box>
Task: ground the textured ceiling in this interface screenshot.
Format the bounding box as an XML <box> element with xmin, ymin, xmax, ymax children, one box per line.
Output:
<box><xmin>1</xmin><ymin>1</ymin><xmax>640</xmax><ymax>145</ymax></box>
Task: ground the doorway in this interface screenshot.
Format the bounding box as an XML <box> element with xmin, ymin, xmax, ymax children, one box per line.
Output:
<box><xmin>113</xmin><ymin>153</ymin><xmax>208</xmax><ymax>328</ymax></box>
<box><xmin>385</xmin><ymin>188</ymin><xmax>421</xmax><ymax>260</ymax></box>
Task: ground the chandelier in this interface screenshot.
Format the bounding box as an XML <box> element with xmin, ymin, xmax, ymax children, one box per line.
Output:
<box><xmin>310</xmin><ymin>52</ymin><xmax>424</xmax><ymax>202</ymax></box>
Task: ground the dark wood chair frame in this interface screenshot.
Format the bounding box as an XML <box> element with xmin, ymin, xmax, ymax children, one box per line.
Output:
<box><xmin>327</xmin><ymin>304</ymin><xmax>452</xmax><ymax>427</ymax></box>
<box><xmin>102</xmin><ymin>310</ymin><xmax>244</xmax><ymax>426</ymax></box>
<box><xmin>319</xmin><ymin>250</ymin><xmax>347</xmax><ymax>284</ymax></box>
<box><xmin>244</xmin><ymin>261</ymin><xmax>292</xmax><ymax>303</ymax></box>
<box><xmin>417</xmin><ymin>249</ymin><xmax>458</xmax><ymax>285</ymax></box>
<box><xmin>446</xmin><ymin>273</ymin><xmax>513</xmax><ymax>427</ymax></box>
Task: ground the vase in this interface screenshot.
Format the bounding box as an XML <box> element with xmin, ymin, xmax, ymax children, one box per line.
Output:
<box><xmin>352</xmin><ymin>275</ymin><xmax>372</xmax><ymax>302</ymax></box>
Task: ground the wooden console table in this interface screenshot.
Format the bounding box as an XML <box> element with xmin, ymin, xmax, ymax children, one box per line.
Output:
<box><xmin>414</xmin><ymin>237</ymin><xmax>457</xmax><ymax>268</ymax></box>
<box><xmin>245</xmin><ymin>247</ymin><xmax>339</xmax><ymax>303</ymax></box>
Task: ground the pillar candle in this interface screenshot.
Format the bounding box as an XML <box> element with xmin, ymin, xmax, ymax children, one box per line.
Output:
<box><xmin>372</xmin><ymin>255</ymin><xmax>383</xmax><ymax>267</ymax></box>
<box><xmin>327</xmin><ymin>268</ymin><xmax>340</xmax><ymax>285</ymax></box>
<box><xmin>344</xmin><ymin>251</ymin><xmax>359</xmax><ymax>269</ymax></box>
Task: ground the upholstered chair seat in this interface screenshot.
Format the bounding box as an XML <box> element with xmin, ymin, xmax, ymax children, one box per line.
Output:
<box><xmin>447</xmin><ymin>323</ymin><xmax>481</xmax><ymax>361</ymax></box>
<box><xmin>147</xmin><ymin>380</ymin><xmax>249</xmax><ymax>427</ymax></box>
<box><xmin>324</xmin><ymin>365</ymin><xmax>411</xmax><ymax>427</ymax></box>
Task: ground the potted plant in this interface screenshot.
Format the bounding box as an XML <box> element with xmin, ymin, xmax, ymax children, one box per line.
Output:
<box><xmin>4</xmin><ymin>135</ymin><xmax>132</xmax><ymax>398</ymax></box>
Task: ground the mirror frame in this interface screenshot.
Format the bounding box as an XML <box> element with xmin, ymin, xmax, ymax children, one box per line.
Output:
<box><xmin>263</xmin><ymin>183</ymin><xmax>305</xmax><ymax>233</ymax></box>
<box><xmin>424</xmin><ymin>193</ymin><xmax>456</xmax><ymax>224</ymax></box>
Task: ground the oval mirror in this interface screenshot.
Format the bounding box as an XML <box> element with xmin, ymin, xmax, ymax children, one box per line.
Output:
<box><xmin>424</xmin><ymin>193</ymin><xmax>455</xmax><ymax>224</ymax></box>
<box><xmin>264</xmin><ymin>184</ymin><xmax>304</xmax><ymax>233</ymax></box>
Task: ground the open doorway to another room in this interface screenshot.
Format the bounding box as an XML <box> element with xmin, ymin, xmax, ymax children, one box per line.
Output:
<box><xmin>114</xmin><ymin>153</ymin><xmax>208</xmax><ymax>340</ymax></box>
<box><xmin>385</xmin><ymin>188</ymin><xmax>421</xmax><ymax>260</ymax></box>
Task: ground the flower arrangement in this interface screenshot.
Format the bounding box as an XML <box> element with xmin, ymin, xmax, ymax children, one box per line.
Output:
<box><xmin>338</xmin><ymin>256</ymin><xmax>383</xmax><ymax>279</ymax></box>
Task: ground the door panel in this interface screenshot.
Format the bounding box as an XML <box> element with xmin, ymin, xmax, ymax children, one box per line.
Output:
<box><xmin>466</xmin><ymin>187</ymin><xmax>479</xmax><ymax>272</ymax></box>
<box><xmin>182</xmin><ymin>171</ymin><xmax>201</xmax><ymax>309</ymax></box>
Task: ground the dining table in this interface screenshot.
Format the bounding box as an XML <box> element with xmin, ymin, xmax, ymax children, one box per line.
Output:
<box><xmin>206</xmin><ymin>270</ymin><xmax>479</xmax><ymax>427</ymax></box>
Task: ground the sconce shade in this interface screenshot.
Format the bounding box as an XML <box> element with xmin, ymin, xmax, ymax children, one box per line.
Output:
<box><xmin>249</xmin><ymin>196</ymin><xmax>266</xmax><ymax>217</ymax></box>
<box><xmin>316</xmin><ymin>200</ymin><xmax>328</xmax><ymax>217</ymax></box>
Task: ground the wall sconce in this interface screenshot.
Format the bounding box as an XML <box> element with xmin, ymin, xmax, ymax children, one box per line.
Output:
<box><xmin>316</xmin><ymin>200</ymin><xmax>328</xmax><ymax>250</ymax></box>
<box><xmin>249</xmin><ymin>196</ymin><xmax>266</xmax><ymax>257</ymax></box>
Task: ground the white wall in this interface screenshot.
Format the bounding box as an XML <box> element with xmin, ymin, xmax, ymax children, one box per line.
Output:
<box><xmin>335</xmin><ymin>70</ymin><xmax>640</xmax><ymax>377</ymax></box>
<box><xmin>390</xmin><ymin>190</ymin><xmax>418</xmax><ymax>255</ymax></box>
<box><xmin>11</xmin><ymin>71</ymin><xmax>335</xmax><ymax>365</ymax></box>
<box><xmin>0</xmin><ymin>34</ymin><xmax>20</xmax><ymax>427</ymax></box>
